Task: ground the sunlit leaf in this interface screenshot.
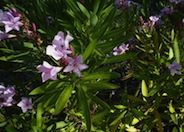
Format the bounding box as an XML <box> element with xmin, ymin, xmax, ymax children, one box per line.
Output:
<box><xmin>110</xmin><ymin>110</ymin><xmax>127</xmax><ymax>126</ymax></box>
<box><xmin>141</xmin><ymin>80</ymin><xmax>148</xmax><ymax>97</ymax></box>
<box><xmin>55</xmin><ymin>85</ymin><xmax>73</xmax><ymax>115</ymax></box>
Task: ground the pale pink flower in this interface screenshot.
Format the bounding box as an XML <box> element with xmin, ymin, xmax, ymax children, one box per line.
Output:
<box><xmin>0</xmin><ymin>85</ymin><xmax>15</xmax><ymax>107</ymax></box>
<box><xmin>52</xmin><ymin>31</ymin><xmax>74</xmax><ymax>49</ymax></box>
<box><xmin>46</xmin><ymin>45</ymin><xmax>72</xmax><ymax>60</ymax></box>
<box><xmin>0</xmin><ymin>10</ymin><xmax>8</xmax><ymax>23</ymax></box>
<box><xmin>149</xmin><ymin>16</ymin><xmax>160</xmax><ymax>26</ymax></box>
<box><xmin>0</xmin><ymin>30</ymin><xmax>16</xmax><ymax>41</ymax></box>
<box><xmin>170</xmin><ymin>0</ymin><xmax>183</xmax><ymax>4</ymax></box>
<box><xmin>37</xmin><ymin>61</ymin><xmax>61</xmax><ymax>82</ymax></box>
<box><xmin>2</xmin><ymin>12</ymin><xmax>23</xmax><ymax>33</ymax></box>
<box><xmin>63</xmin><ymin>55</ymin><xmax>88</xmax><ymax>77</ymax></box>
<box><xmin>168</xmin><ymin>61</ymin><xmax>182</xmax><ymax>75</ymax></box>
<box><xmin>17</xmin><ymin>97</ymin><xmax>33</xmax><ymax>113</ymax></box>
<box><xmin>113</xmin><ymin>43</ymin><xmax>129</xmax><ymax>56</ymax></box>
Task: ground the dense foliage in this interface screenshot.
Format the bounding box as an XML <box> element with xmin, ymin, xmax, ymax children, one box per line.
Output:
<box><xmin>0</xmin><ymin>0</ymin><xmax>184</xmax><ymax>131</ymax></box>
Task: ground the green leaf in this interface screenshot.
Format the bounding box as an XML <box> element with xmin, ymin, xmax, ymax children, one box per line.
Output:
<box><xmin>30</xmin><ymin>80</ymin><xmax>65</xmax><ymax>95</ymax></box>
<box><xmin>173</xmin><ymin>37</ymin><xmax>180</xmax><ymax>63</ymax></box>
<box><xmin>37</xmin><ymin>29</ymin><xmax>46</xmax><ymax>34</ymax></box>
<box><xmin>110</xmin><ymin>110</ymin><xmax>127</xmax><ymax>126</ymax></box>
<box><xmin>36</xmin><ymin>103</ymin><xmax>44</xmax><ymax>128</ymax></box>
<box><xmin>90</xmin><ymin>12</ymin><xmax>98</xmax><ymax>26</ymax></box>
<box><xmin>92</xmin><ymin>110</ymin><xmax>109</xmax><ymax>122</ymax></box>
<box><xmin>0</xmin><ymin>51</ymin><xmax>30</xmax><ymax>63</ymax></box>
<box><xmin>103</xmin><ymin>53</ymin><xmax>136</xmax><ymax>64</ymax></box>
<box><xmin>23</xmin><ymin>42</ymin><xmax>37</xmax><ymax>50</ymax></box>
<box><xmin>92</xmin><ymin>0</ymin><xmax>101</xmax><ymax>14</ymax></box>
<box><xmin>83</xmin><ymin>39</ymin><xmax>98</xmax><ymax>61</ymax></box>
<box><xmin>141</xmin><ymin>80</ymin><xmax>148</xmax><ymax>97</ymax></box>
<box><xmin>65</xmin><ymin>0</ymin><xmax>84</xmax><ymax>21</ymax></box>
<box><xmin>83</xmin><ymin>82</ymin><xmax>119</xmax><ymax>91</ymax></box>
<box><xmin>114</xmin><ymin>105</ymin><xmax>127</xmax><ymax>110</ymax></box>
<box><xmin>87</xmin><ymin>92</ymin><xmax>110</xmax><ymax>109</ymax></box>
<box><xmin>169</xmin><ymin>47</ymin><xmax>174</xmax><ymax>60</ymax></box>
<box><xmin>82</xmin><ymin>72</ymin><xmax>120</xmax><ymax>80</ymax></box>
<box><xmin>148</xmin><ymin>86</ymin><xmax>160</xmax><ymax>97</ymax></box>
<box><xmin>0</xmin><ymin>48</ymin><xmax>14</xmax><ymax>53</ymax></box>
<box><xmin>5</xmin><ymin>125</ymin><xmax>18</xmax><ymax>132</ymax></box>
<box><xmin>78</xmin><ymin>87</ymin><xmax>91</xmax><ymax>132</ymax></box>
<box><xmin>55</xmin><ymin>85</ymin><xmax>73</xmax><ymax>115</ymax></box>
<box><xmin>77</xmin><ymin>2</ymin><xmax>90</xmax><ymax>18</ymax></box>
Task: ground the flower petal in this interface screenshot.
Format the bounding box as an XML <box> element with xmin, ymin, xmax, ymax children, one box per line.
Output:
<box><xmin>46</xmin><ymin>45</ymin><xmax>62</xmax><ymax>60</ymax></box>
<box><xmin>42</xmin><ymin>72</ymin><xmax>51</xmax><ymax>82</ymax></box>
<box><xmin>63</xmin><ymin>65</ymin><xmax>74</xmax><ymax>72</ymax></box>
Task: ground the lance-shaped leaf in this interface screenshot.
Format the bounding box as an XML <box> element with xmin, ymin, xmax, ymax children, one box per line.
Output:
<box><xmin>77</xmin><ymin>2</ymin><xmax>90</xmax><ymax>19</ymax></box>
<box><xmin>82</xmin><ymin>72</ymin><xmax>120</xmax><ymax>80</ymax></box>
<box><xmin>36</xmin><ymin>103</ymin><xmax>44</xmax><ymax>128</ymax></box>
<box><xmin>141</xmin><ymin>80</ymin><xmax>148</xmax><ymax>97</ymax></box>
<box><xmin>103</xmin><ymin>53</ymin><xmax>136</xmax><ymax>64</ymax></box>
<box><xmin>110</xmin><ymin>110</ymin><xmax>127</xmax><ymax>126</ymax></box>
<box><xmin>78</xmin><ymin>87</ymin><xmax>91</xmax><ymax>132</ymax></box>
<box><xmin>83</xmin><ymin>39</ymin><xmax>98</xmax><ymax>61</ymax></box>
<box><xmin>30</xmin><ymin>80</ymin><xmax>65</xmax><ymax>95</ymax></box>
<box><xmin>55</xmin><ymin>85</ymin><xmax>73</xmax><ymax>115</ymax></box>
<box><xmin>87</xmin><ymin>92</ymin><xmax>110</xmax><ymax>110</ymax></box>
<box><xmin>82</xmin><ymin>82</ymin><xmax>119</xmax><ymax>91</ymax></box>
<box><xmin>173</xmin><ymin>37</ymin><xmax>180</xmax><ymax>63</ymax></box>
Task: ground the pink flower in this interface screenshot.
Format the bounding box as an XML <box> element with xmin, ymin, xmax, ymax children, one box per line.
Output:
<box><xmin>0</xmin><ymin>85</ymin><xmax>15</xmax><ymax>107</ymax></box>
<box><xmin>52</xmin><ymin>31</ymin><xmax>74</xmax><ymax>49</ymax></box>
<box><xmin>0</xmin><ymin>30</ymin><xmax>16</xmax><ymax>41</ymax></box>
<box><xmin>8</xmin><ymin>8</ymin><xmax>21</xmax><ymax>17</ymax></box>
<box><xmin>0</xmin><ymin>10</ymin><xmax>8</xmax><ymax>23</ymax></box>
<box><xmin>17</xmin><ymin>97</ymin><xmax>33</xmax><ymax>113</ymax></box>
<box><xmin>37</xmin><ymin>61</ymin><xmax>61</xmax><ymax>82</ymax></box>
<box><xmin>149</xmin><ymin>16</ymin><xmax>160</xmax><ymax>26</ymax></box>
<box><xmin>46</xmin><ymin>31</ymin><xmax>74</xmax><ymax>60</ymax></box>
<box><xmin>168</xmin><ymin>61</ymin><xmax>182</xmax><ymax>75</ymax></box>
<box><xmin>46</xmin><ymin>45</ymin><xmax>72</xmax><ymax>60</ymax></box>
<box><xmin>113</xmin><ymin>43</ymin><xmax>129</xmax><ymax>56</ymax></box>
<box><xmin>2</xmin><ymin>12</ymin><xmax>23</xmax><ymax>33</ymax></box>
<box><xmin>63</xmin><ymin>55</ymin><xmax>88</xmax><ymax>77</ymax></box>
<box><xmin>160</xmin><ymin>6</ymin><xmax>173</xmax><ymax>16</ymax></box>
<box><xmin>170</xmin><ymin>0</ymin><xmax>182</xmax><ymax>4</ymax></box>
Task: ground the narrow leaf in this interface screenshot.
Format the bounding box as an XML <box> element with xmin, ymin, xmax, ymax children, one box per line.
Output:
<box><xmin>141</xmin><ymin>80</ymin><xmax>148</xmax><ymax>97</ymax></box>
<box><xmin>78</xmin><ymin>87</ymin><xmax>91</xmax><ymax>132</ymax></box>
<box><xmin>87</xmin><ymin>92</ymin><xmax>110</xmax><ymax>109</ymax></box>
<box><xmin>82</xmin><ymin>72</ymin><xmax>120</xmax><ymax>80</ymax></box>
<box><xmin>77</xmin><ymin>2</ymin><xmax>90</xmax><ymax>18</ymax></box>
<box><xmin>110</xmin><ymin>110</ymin><xmax>127</xmax><ymax>126</ymax></box>
<box><xmin>173</xmin><ymin>38</ymin><xmax>180</xmax><ymax>63</ymax></box>
<box><xmin>83</xmin><ymin>39</ymin><xmax>98</xmax><ymax>61</ymax></box>
<box><xmin>55</xmin><ymin>85</ymin><xmax>73</xmax><ymax>115</ymax></box>
<box><xmin>103</xmin><ymin>53</ymin><xmax>136</xmax><ymax>64</ymax></box>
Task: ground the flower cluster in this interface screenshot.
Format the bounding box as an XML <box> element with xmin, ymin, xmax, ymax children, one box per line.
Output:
<box><xmin>0</xmin><ymin>8</ymin><xmax>22</xmax><ymax>41</ymax></box>
<box><xmin>168</xmin><ymin>61</ymin><xmax>182</xmax><ymax>75</ymax></box>
<box><xmin>0</xmin><ymin>84</ymin><xmax>33</xmax><ymax>113</ymax></box>
<box><xmin>37</xmin><ymin>31</ymin><xmax>88</xmax><ymax>82</ymax></box>
<box><xmin>113</xmin><ymin>43</ymin><xmax>129</xmax><ymax>56</ymax></box>
<box><xmin>0</xmin><ymin>84</ymin><xmax>15</xmax><ymax>107</ymax></box>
